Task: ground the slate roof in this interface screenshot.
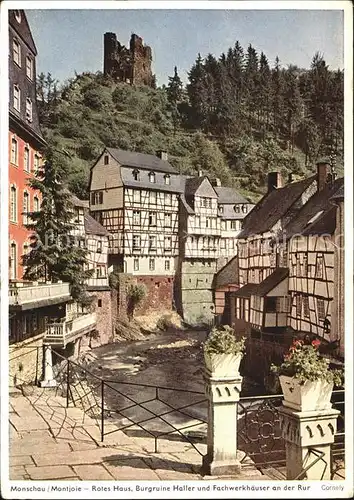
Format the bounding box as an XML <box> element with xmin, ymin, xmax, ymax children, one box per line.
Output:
<box><xmin>180</xmin><ymin>194</ymin><xmax>195</xmax><ymax>214</ymax></box>
<box><xmin>331</xmin><ymin>185</ymin><xmax>344</xmax><ymax>201</ymax></box>
<box><xmin>84</xmin><ymin>213</ymin><xmax>110</xmax><ymax>236</ymax></box>
<box><xmin>230</xmin><ymin>267</ymin><xmax>289</xmax><ymax>298</ymax></box>
<box><xmin>106</xmin><ymin>148</ymin><xmax>177</xmax><ymax>174</ymax></box>
<box><xmin>9</xmin><ymin>10</ymin><xmax>37</xmax><ymax>54</ymax></box>
<box><xmin>239</xmin><ymin>175</ymin><xmax>317</xmax><ymax>238</ymax></box>
<box><xmin>185</xmin><ymin>176</ymin><xmax>206</xmax><ymax>195</ymax></box>
<box><xmin>214</xmin><ymin>186</ymin><xmax>250</xmax><ymax>204</ymax></box>
<box><xmin>120</xmin><ymin>167</ymin><xmax>184</xmax><ymax>193</ymax></box>
<box><xmin>214</xmin><ymin>256</ymin><xmax>239</xmax><ymax>288</ymax></box>
<box><xmin>284</xmin><ymin>177</ymin><xmax>344</xmax><ymax>238</ymax></box>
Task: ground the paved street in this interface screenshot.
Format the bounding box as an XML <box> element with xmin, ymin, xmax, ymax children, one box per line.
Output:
<box><xmin>9</xmin><ymin>386</ymin><xmax>268</xmax><ymax>482</ymax></box>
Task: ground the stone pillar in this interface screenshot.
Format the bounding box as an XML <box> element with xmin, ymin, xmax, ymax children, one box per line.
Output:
<box><xmin>202</xmin><ymin>373</ymin><xmax>243</xmax><ymax>476</ymax></box>
<box><xmin>40</xmin><ymin>344</ymin><xmax>57</xmax><ymax>388</ymax></box>
<box><xmin>279</xmin><ymin>406</ymin><xmax>340</xmax><ymax>480</ymax></box>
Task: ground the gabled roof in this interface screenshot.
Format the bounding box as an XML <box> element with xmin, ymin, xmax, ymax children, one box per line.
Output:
<box><xmin>106</xmin><ymin>148</ymin><xmax>177</xmax><ymax>174</ymax></box>
<box><xmin>9</xmin><ymin>10</ymin><xmax>37</xmax><ymax>55</ymax></box>
<box><xmin>71</xmin><ymin>195</ymin><xmax>89</xmax><ymax>209</ymax></box>
<box><xmin>284</xmin><ymin>177</ymin><xmax>344</xmax><ymax>238</ymax></box>
<box><xmin>214</xmin><ymin>186</ymin><xmax>250</xmax><ymax>205</ymax></box>
<box><xmin>255</xmin><ymin>268</ymin><xmax>289</xmax><ymax>296</ymax></box>
<box><xmin>231</xmin><ymin>283</ymin><xmax>258</xmax><ymax>298</ymax></box>
<box><xmin>184</xmin><ymin>176</ymin><xmax>218</xmax><ymax>198</ymax></box>
<box><xmin>214</xmin><ymin>256</ymin><xmax>239</xmax><ymax>288</ymax></box>
<box><xmin>180</xmin><ymin>194</ymin><xmax>195</xmax><ymax>214</ymax></box>
<box><xmin>84</xmin><ymin>213</ymin><xmax>110</xmax><ymax>236</ymax></box>
<box><xmin>239</xmin><ymin>175</ymin><xmax>316</xmax><ymax>238</ymax></box>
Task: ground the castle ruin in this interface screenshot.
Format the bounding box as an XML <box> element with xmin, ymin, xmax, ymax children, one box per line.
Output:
<box><xmin>103</xmin><ymin>32</ymin><xmax>153</xmax><ymax>87</ymax></box>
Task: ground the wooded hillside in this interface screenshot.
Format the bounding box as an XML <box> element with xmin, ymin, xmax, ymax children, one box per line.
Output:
<box><xmin>37</xmin><ymin>43</ymin><xmax>343</xmax><ymax>201</ymax></box>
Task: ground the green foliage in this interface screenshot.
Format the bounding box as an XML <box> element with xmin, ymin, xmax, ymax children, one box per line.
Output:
<box><xmin>203</xmin><ymin>325</ymin><xmax>246</xmax><ymax>356</ymax></box>
<box><xmin>109</xmin><ymin>272</ymin><xmax>120</xmax><ymax>290</ymax></box>
<box><xmin>270</xmin><ymin>338</ymin><xmax>343</xmax><ymax>386</ymax></box>
<box><xmin>23</xmin><ymin>147</ymin><xmax>94</xmax><ymax>304</ymax></box>
<box><xmin>126</xmin><ymin>283</ymin><xmax>147</xmax><ymax>319</ymax></box>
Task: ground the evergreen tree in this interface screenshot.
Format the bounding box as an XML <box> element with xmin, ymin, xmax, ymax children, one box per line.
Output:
<box><xmin>187</xmin><ymin>53</ymin><xmax>208</xmax><ymax>128</ymax></box>
<box><xmin>23</xmin><ymin>148</ymin><xmax>94</xmax><ymax>304</ymax></box>
<box><xmin>167</xmin><ymin>66</ymin><xmax>184</xmax><ymax>133</ymax></box>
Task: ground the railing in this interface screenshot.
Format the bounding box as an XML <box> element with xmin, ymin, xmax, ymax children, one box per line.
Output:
<box><xmin>45</xmin><ymin>313</ymin><xmax>97</xmax><ymax>346</ymax></box>
<box><xmin>9</xmin><ymin>282</ymin><xmax>70</xmax><ymax>306</ymax></box>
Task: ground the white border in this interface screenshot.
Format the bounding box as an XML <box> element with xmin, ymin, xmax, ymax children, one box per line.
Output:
<box><xmin>0</xmin><ymin>2</ymin><xmax>353</xmax><ymax>499</ymax></box>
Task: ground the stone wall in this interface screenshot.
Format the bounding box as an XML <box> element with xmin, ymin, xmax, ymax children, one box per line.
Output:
<box><xmin>9</xmin><ymin>333</ymin><xmax>44</xmax><ymax>386</ymax></box>
<box><xmin>89</xmin><ymin>290</ymin><xmax>114</xmax><ymax>348</ymax></box>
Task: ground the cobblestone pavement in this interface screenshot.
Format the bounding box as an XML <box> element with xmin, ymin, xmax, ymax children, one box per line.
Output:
<box><xmin>8</xmin><ymin>386</ymin><xmax>269</xmax><ymax>482</ymax></box>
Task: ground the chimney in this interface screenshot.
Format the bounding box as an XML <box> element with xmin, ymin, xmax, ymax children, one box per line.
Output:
<box><xmin>156</xmin><ymin>150</ymin><xmax>168</xmax><ymax>161</ymax></box>
<box><xmin>288</xmin><ymin>173</ymin><xmax>294</xmax><ymax>184</ymax></box>
<box><xmin>317</xmin><ymin>160</ymin><xmax>330</xmax><ymax>192</ymax></box>
<box><xmin>267</xmin><ymin>172</ymin><xmax>283</xmax><ymax>192</ymax></box>
<box><xmin>212</xmin><ymin>178</ymin><xmax>221</xmax><ymax>187</ymax></box>
<box><xmin>198</xmin><ymin>170</ymin><xmax>203</xmax><ymax>177</ymax></box>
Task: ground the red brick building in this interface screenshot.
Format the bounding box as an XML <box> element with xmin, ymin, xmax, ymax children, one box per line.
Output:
<box><xmin>9</xmin><ymin>9</ymin><xmax>46</xmax><ymax>280</ymax></box>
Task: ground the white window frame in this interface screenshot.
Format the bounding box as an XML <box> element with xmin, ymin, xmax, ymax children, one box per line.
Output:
<box><xmin>26</xmin><ymin>56</ymin><xmax>33</xmax><ymax>80</ymax></box>
<box><xmin>133</xmin><ymin>190</ymin><xmax>141</xmax><ymax>203</ymax></box>
<box><xmin>148</xmin><ymin>212</ymin><xmax>156</xmax><ymax>226</ymax></box>
<box><xmin>11</xmin><ymin>137</ymin><xmax>18</xmax><ymax>165</ymax></box>
<box><xmin>149</xmin><ymin>171</ymin><xmax>156</xmax><ymax>184</ymax></box>
<box><xmin>164</xmin><ymin>213</ymin><xmax>172</xmax><ymax>227</ymax></box>
<box><xmin>10</xmin><ymin>242</ymin><xmax>17</xmax><ymax>279</ymax></box>
<box><xmin>34</xmin><ymin>154</ymin><xmax>40</xmax><ymax>174</ymax></box>
<box><xmin>149</xmin><ymin>258</ymin><xmax>155</xmax><ymax>271</ymax></box>
<box><xmin>26</xmin><ymin>98</ymin><xmax>33</xmax><ymax>122</ymax></box>
<box><xmin>132</xmin><ymin>235</ymin><xmax>140</xmax><ymax>251</ymax></box>
<box><xmin>24</xmin><ymin>145</ymin><xmax>30</xmax><ymax>172</ymax></box>
<box><xmin>164</xmin><ymin>236</ymin><xmax>172</xmax><ymax>251</ymax></box>
<box><xmin>149</xmin><ymin>235</ymin><xmax>156</xmax><ymax>250</ymax></box>
<box><xmin>133</xmin><ymin>258</ymin><xmax>139</xmax><ymax>271</ymax></box>
<box><xmin>33</xmin><ymin>195</ymin><xmax>40</xmax><ymax>212</ymax></box>
<box><xmin>149</xmin><ymin>191</ymin><xmax>156</xmax><ymax>204</ymax></box>
<box><xmin>165</xmin><ymin>193</ymin><xmax>172</xmax><ymax>205</ymax></box>
<box><xmin>164</xmin><ymin>174</ymin><xmax>170</xmax><ymax>185</ymax></box>
<box><xmin>165</xmin><ymin>259</ymin><xmax>170</xmax><ymax>271</ymax></box>
<box><xmin>13</xmin><ymin>39</ymin><xmax>21</xmax><ymax>66</ymax></box>
<box><xmin>13</xmin><ymin>85</ymin><xmax>20</xmax><ymax>111</ymax></box>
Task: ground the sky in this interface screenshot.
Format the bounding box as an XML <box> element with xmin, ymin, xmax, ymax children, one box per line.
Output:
<box><xmin>24</xmin><ymin>6</ymin><xmax>344</xmax><ymax>87</ymax></box>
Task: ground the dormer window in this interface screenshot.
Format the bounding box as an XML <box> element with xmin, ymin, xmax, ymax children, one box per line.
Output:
<box><xmin>26</xmin><ymin>56</ymin><xmax>33</xmax><ymax>80</ymax></box>
<box><xmin>26</xmin><ymin>98</ymin><xmax>33</xmax><ymax>122</ymax></box>
<box><xmin>13</xmin><ymin>39</ymin><xmax>21</xmax><ymax>66</ymax></box>
<box><xmin>104</xmin><ymin>154</ymin><xmax>109</xmax><ymax>165</ymax></box>
<box><xmin>219</xmin><ymin>205</ymin><xmax>224</xmax><ymax>214</ymax></box>
<box><xmin>242</xmin><ymin>205</ymin><xmax>248</xmax><ymax>214</ymax></box>
<box><xmin>13</xmin><ymin>85</ymin><xmax>20</xmax><ymax>111</ymax></box>
<box><xmin>234</xmin><ymin>205</ymin><xmax>241</xmax><ymax>213</ymax></box>
<box><xmin>132</xmin><ymin>169</ymin><xmax>140</xmax><ymax>181</ymax></box>
<box><xmin>149</xmin><ymin>171</ymin><xmax>156</xmax><ymax>183</ymax></box>
<box><xmin>164</xmin><ymin>174</ymin><xmax>170</xmax><ymax>185</ymax></box>
<box><xmin>14</xmin><ymin>10</ymin><xmax>22</xmax><ymax>23</ymax></box>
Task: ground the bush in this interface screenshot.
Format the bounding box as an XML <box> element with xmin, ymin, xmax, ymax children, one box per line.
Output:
<box><xmin>203</xmin><ymin>325</ymin><xmax>246</xmax><ymax>356</ymax></box>
<box><xmin>127</xmin><ymin>283</ymin><xmax>147</xmax><ymax>319</ymax></box>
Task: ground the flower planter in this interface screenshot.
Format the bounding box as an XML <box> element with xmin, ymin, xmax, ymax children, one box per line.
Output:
<box><xmin>279</xmin><ymin>375</ymin><xmax>333</xmax><ymax>412</ymax></box>
<box><xmin>204</xmin><ymin>352</ymin><xmax>242</xmax><ymax>378</ymax></box>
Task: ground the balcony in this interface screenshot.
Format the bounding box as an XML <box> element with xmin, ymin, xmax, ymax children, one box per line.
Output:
<box><xmin>9</xmin><ymin>282</ymin><xmax>71</xmax><ymax>310</ymax></box>
<box><xmin>45</xmin><ymin>312</ymin><xmax>97</xmax><ymax>347</ymax></box>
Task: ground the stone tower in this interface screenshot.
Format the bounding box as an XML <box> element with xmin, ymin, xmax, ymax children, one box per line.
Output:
<box><xmin>103</xmin><ymin>32</ymin><xmax>153</xmax><ymax>87</ymax></box>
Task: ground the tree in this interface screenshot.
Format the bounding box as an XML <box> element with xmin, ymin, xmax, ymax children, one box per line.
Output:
<box><xmin>127</xmin><ymin>283</ymin><xmax>147</xmax><ymax>320</ymax></box>
<box><xmin>167</xmin><ymin>66</ymin><xmax>184</xmax><ymax>133</ymax></box>
<box><xmin>37</xmin><ymin>72</ymin><xmax>60</xmax><ymax>126</ymax></box>
<box><xmin>187</xmin><ymin>53</ymin><xmax>208</xmax><ymax>128</ymax></box>
<box><xmin>23</xmin><ymin>148</ymin><xmax>94</xmax><ymax>304</ymax></box>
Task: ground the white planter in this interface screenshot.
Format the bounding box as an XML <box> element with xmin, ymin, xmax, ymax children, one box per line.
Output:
<box><xmin>204</xmin><ymin>352</ymin><xmax>242</xmax><ymax>378</ymax></box>
<box><xmin>279</xmin><ymin>375</ymin><xmax>333</xmax><ymax>412</ymax></box>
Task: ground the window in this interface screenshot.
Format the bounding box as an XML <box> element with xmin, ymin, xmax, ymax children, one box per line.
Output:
<box><xmin>165</xmin><ymin>193</ymin><xmax>172</xmax><ymax>205</ymax></box>
<box><xmin>265</xmin><ymin>297</ymin><xmax>277</xmax><ymax>313</ymax></box>
<box><xmin>317</xmin><ymin>298</ymin><xmax>326</xmax><ymax>321</ymax></box>
<box><xmin>164</xmin><ymin>213</ymin><xmax>172</xmax><ymax>227</ymax></box>
<box><xmin>206</xmin><ymin>218</ymin><xmax>210</xmax><ymax>228</ymax></box>
<box><xmin>97</xmin><ymin>240</ymin><xmax>102</xmax><ymax>253</ymax></box>
<box><xmin>164</xmin><ymin>236</ymin><xmax>172</xmax><ymax>251</ymax></box>
<box><xmin>219</xmin><ymin>205</ymin><xmax>224</xmax><ymax>214</ymax></box>
<box><xmin>91</xmin><ymin>191</ymin><xmax>103</xmax><ymax>205</ymax></box>
<box><xmin>315</xmin><ymin>255</ymin><xmax>324</xmax><ymax>279</ymax></box>
<box><xmin>148</xmin><ymin>212</ymin><xmax>156</xmax><ymax>226</ymax></box>
<box><xmin>13</xmin><ymin>85</ymin><xmax>20</xmax><ymax>111</ymax></box>
<box><xmin>242</xmin><ymin>205</ymin><xmax>248</xmax><ymax>214</ymax></box>
<box><xmin>133</xmin><ymin>190</ymin><xmax>141</xmax><ymax>203</ymax></box>
<box><xmin>132</xmin><ymin>235</ymin><xmax>140</xmax><ymax>250</ymax></box>
<box><xmin>23</xmin><ymin>191</ymin><xmax>29</xmax><ymax>225</ymax></box>
<box><xmin>14</xmin><ymin>10</ymin><xmax>22</xmax><ymax>23</ymax></box>
<box><xmin>98</xmin><ymin>299</ymin><xmax>102</xmax><ymax>307</ymax></box>
<box><xmin>149</xmin><ymin>171</ymin><xmax>156</xmax><ymax>183</ymax></box>
<box><xmin>303</xmin><ymin>296</ymin><xmax>310</xmax><ymax>317</ymax></box>
<box><xmin>164</xmin><ymin>174</ymin><xmax>170</xmax><ymax>185</ymax></box>
<box><xmin>34</xmin><ymin>154</ymin><xmax>40</xmax><ymax>174</ymax></box>
<box><xmin>10</xmin><ymin>186</ymin><xmax>17</xmax><ymax>222</ymax></box>
<box><xmin>133</xmin><ymin>210</ymin><xmax>140</xmax><ymax>225</ymax></box>
<box><xmin>24</xmin><ymin>146</ymin><xmax>30</xmax><ymax>172</ymax></box>
<box><xmin>11</xmin><ymin>137</ymin><xmax>18</xmax><ymax>165</ymax></box>
<box><xmin>296</xmin><ymin>295</ymin><xmax>302</xmax><ymax>317</ymax></box>
<box><xmin>26</xmin><ymin>56</ymin><xmax>33</xmax><ymax>80</ymax></box>
<box><xmin>165</xmin><ymin>260</ymin><xmax>170</xmax><ymax>271</ymax></box>
<box><xmin>26</xmin><ymin>98</ymin><xmax>33</xmax><ymax>122</ymax></box>
<box><xmin>231</xmin><ymin>220</ymin><xmax>237</xmax><ymax>230</ymax></box>
<box><xmin>13</xmin><ymin>39</ymin><xmax>21</xmax><ymax>66</ymax></box>
<box><xmin>10</xmin><ymin>243</ymin><xmax>17</xmax><ymax>279</ymax></box>
<box><xmin>104</xmin><ymin>155</ymin><xmax>109</xmax><ymax>165</ymax></box>
<box><xmin>133</xmin><ymin>258</ymin><xmax>139</xmax><ymax>271</ymax></box>
<box><xmin>195</xmin><ymin>216</ymin><xmax>200</xmax><ymax>227</ymax></box>
<box><xmin>149</xmin><ymin>235</ymin><xmax>156</xmax><ymax>250</ymax></box>
<box><xmin>220</xmin><ymin>239</ymin><xmax>226</xmax><ymax>249</ymax></box>
<box><xmin>149</xmin><ymin>191</ymin><xmax>156</xmax><ymax>204</ymax></box>
<box><xmin>96</xmin><ymin>266</ymin><xmax>106</xmax><ymax>278</ymax></box>
<box><xmin>33</xmin><ymin>196</ymin><xmax>40</xmax><ymax>212</ymax></box>
<box><xmin>149</xmin><ymin>258</ymin><xmax>155</xmax><ymax>271</ymax></box>
<box><xmin>303</xmin><ymin>255</ymin><xmax>308</xmax><ymax>276</ymax></box>
<box><xmin>234</xmin><ymin>205</ymin><xmax>241</xmax><ymax>213</ymax></box>
<box><xmin>221</xmin><ymin>220</ymin><xmax>226</xmax><ymax>230</ymax></box>
<box><xmin>132</xmin><ymin>169</ymin><xmax>140</xmax><ymax>181</ymax></box>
